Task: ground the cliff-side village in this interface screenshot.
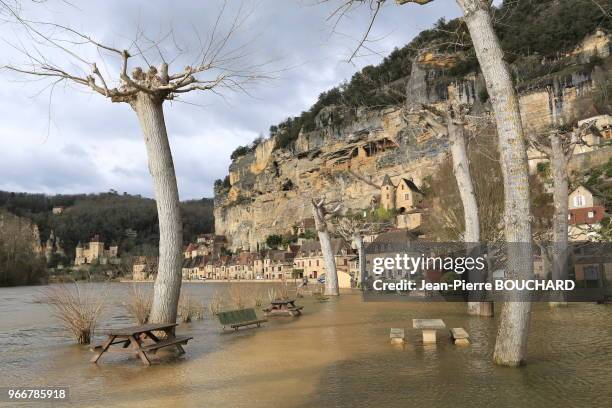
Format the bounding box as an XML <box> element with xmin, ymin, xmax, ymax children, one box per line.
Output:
<box><xmin>125</xmin><ymin>168</ymin><xmax>609</xmax><ymax>286</ymax></box>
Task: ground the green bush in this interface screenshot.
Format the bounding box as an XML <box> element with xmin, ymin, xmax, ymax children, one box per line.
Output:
<box><xmin>266</xmin><ymin>234</ymin><xmax>283</xmax><ymax>249</ymax></box>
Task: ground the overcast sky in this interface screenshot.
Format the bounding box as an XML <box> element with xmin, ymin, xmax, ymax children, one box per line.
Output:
<box><xmin>0</xmin><ymin>0</ymin><xmax>473</xmax><ymax>200</ymax></box>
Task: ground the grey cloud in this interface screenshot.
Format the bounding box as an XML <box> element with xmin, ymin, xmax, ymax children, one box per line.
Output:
<box><xmin>0</xmin><ymin>0</ymin><xmax>461</xmax><ymax>199</ymax></box>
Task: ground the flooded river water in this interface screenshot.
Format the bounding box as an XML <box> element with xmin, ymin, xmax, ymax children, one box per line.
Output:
<box><xmin>1</xmin><ymin>282</ymin><xmax>611</xmax><ymax>407</ymax></box>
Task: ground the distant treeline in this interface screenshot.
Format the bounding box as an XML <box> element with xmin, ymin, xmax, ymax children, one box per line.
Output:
<box><xmin>0</xmin><ymin>191</ymin><xmax>214</xmax><ymax>260</ymax></box>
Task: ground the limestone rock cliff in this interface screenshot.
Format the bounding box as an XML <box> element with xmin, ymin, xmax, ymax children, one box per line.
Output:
<box><xmin>215</xmin><ymin>31</ymin><xmax>611</xmax><ymax>251</ymax></box>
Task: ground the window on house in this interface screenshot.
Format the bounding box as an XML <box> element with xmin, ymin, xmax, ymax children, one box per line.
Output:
<box><xmin>568</xmin><ymin>214</ymin><xmax>572</xmax><ymax>220</ymax></box>
<box><xmin>574</xmin><ymin>195</ymin><xmax>585</xmax><ymax>207</ymax></box>
<box><xmin>588</xmin><ymin>211</ymin><xmax>594</xmax><ymax>218</ymax></box>
<box><xmin>405</xmin><ymin>194</ymin><xmax>410</xmax><ymax>200</ymax></box>
<box><xmin>316</xmin><ymin>260</ymin><xmax>319</xmax><ymax>266</ymax></box>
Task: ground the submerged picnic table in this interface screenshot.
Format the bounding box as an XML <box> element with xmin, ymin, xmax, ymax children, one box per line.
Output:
<box><xmin>90</xmin><ymin>323</ymin><xmax>192</xmax><ymax>366</ymax></box>
<box><xmin>263</xmin><ymin>299</ymin><xmax>303</xmax><ymax>317</ymax></box>
<box><xmin>413</xmin><ymin>319</ymin><xmax>446</xmax><ymax>344</ymax></box>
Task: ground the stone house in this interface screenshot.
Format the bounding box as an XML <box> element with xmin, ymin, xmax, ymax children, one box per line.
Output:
<box><xmin>132</xmin><ymin>256</ymin><xmax>156</xmax><ymax>281</ymax></box>
<box><xmin>74</xmin><ymin>235</ymin><xmax>119</xmax><ymax>266</ymax></box>
<box><xmin>568</xmin><ymin>185</ymin><xmax>607</xmax><ymax>241</ymax></box>
<box><xmin>229</xmin><ymin>252</ymin><xmax>259</xmax><ymax>279</ymax></box>
<box><xmin>182</xmin><ymin>255</ymin><xmax>211</xmax><ymax>280</ymax></box>
<box><xmin>294</xmin><ymin>239</ymin><xmax>353</xmax><ymax>282</ymax></box>
<box><xmin>184</xmin><ymin>235</ymin><xmax>227</xmax><ymax>260</ymax></box>
<box><xmin>380</xmin><ymin>175</ymin><xmax>425</xmax><ymax>229</ymax></box>
<box><xmin>573</xmin><ymin>249</ymin><xmax>612</xmax><ymax>292</ymax></box>
<box><xmin>197</xmin><ymin>234</ymin><xmax>227</xmax><ymax>253</ymax></box>
<box><xmin>183</xmin><ymin>243</ymin><xmax>198</xmax><ymax>259</ymax></box>
<box><xmin>365</xmin><ymin>229</ymin><xmax>420</xmax><ymax>280</ymax></box>
<box><xmin>210</xmin><ymin>256</ymin><xmax>231</xmax><ymax>280</ymax></box>
<box><xmin>263</xmin><ymin>250</ymin><xmax>296</xmax><ymax>280</ymax></box>
<box><xmin>293</xmin><ymin>218</ymin><xmax>316</xmax><ymax>236</ymax></box>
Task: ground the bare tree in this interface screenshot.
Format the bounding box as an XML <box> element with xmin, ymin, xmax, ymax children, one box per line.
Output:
<box><xmin>411</xmin><ymin>103</ymin><xmax>493</xmax><ymax>316</ymax></box>
<box><xmin>312</xmin><ymin>198</ymin><xmax>342</xmax><ymax>295</ymax></box>
<box><xmin>326</xmin><ymin>0</ymin><xmax>535</xmax><ymax>366</ymax></box>
<box><xmin>335</xmin><ymin>214</ymin><xmax>391</xmax><ymax>286</ymax></box>
<box><xmin>1</xmin><ymin>3</ymin><xmax>266</xmax><ymax>323</ymax></box>
<box><xmin>528</xmin><ymin>122</ymin><xmax>596</xmax><ymax>305</ymax></box>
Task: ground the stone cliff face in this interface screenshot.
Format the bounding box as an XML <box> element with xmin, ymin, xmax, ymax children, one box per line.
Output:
<box><xmin>0</xmin><ymin>209</ymin><xmax>43</xmax><ymax>255</ymax></box>
<box><xmin>215</xmin><ymin>106</ymin><xmax>449</xmax><ymax>251</ymax></box>
<box><xmin>215</xmin><ymin>34</ymin><xmax>610</xmax><ymax>251</ymax></box>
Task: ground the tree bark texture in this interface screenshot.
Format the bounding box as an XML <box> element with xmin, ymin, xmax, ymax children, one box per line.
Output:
<box><xmin>457</xmin><ymin>0</ymin><xmax>533</xmax><ymax>366</ymax></box>
<box><xmin>447</xmin><ymin>115</ymin><xmax>492</xmax><ymax>316</ymax></box>
<box><xmin>133</xmin><ymin>94</ymin><xmax>183</xmax><ymax>324</ymax></box>
<box><xmin>549</xmin><ymin>135</ymin><xmax>569</xmax><ymax>305</ymax></box>
<box><xmin>354</xmin><ymin>234</ymin><xmax>366</xmax><ymax>287</ymax></box>
<box><xmin>312</xmin><ymin>202</ymin><xmax>340</xmax><ymax>296</ymax></box>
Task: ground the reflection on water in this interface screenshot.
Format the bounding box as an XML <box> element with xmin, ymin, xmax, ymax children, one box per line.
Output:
<box><xmin>0</xmin><ymin>282</ymin><xmax>611</xmax><ymax>408</ymax></box>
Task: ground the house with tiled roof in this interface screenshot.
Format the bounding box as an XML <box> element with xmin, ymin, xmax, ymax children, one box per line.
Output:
<box><xmin>379</xmin><ymin>175</ymin><xmax>425</xmax><ymax>230</ymax></box>
<box><xmin>294</xmin><ymin>239</ymin><xmax>354</xmax><ymax>286</ymax></box>
<box><xmin>569</xmin><ymin>185</ymin><xmax>607</xmax><ymax>241</ymax></box>
<box><xmin>262</xmin><ymin>249</ymin><xmax>296</xmax><ymax>280</ymax></box>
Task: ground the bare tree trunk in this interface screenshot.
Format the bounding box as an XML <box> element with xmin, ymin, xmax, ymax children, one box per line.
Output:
<box><xmin>312</xmin><ymin>201</ymin><xmax>339</xmax><ymax>296</ymax></box>
<box><xmin>549</xmin><ymin>135</ymin><xmax>569</xmax><ymax>306</ymax></box>
<box><xmin>133</xmin><ymin>94</ymin><xmax>183</xmax><ymax>323</ymax></box>
<box><xmin>447</xmin><ymin>113</ymin><xmax>492</xmax><ymax>316</ymax></box>
<box><xmin>457</xmin><ymin>0</ymin><xmax>534</xmax><ymax>366</ymax></box>
<box><xmin>354</xmin><ymin>234</ymin><xmax>366</xmax><ymax>287</ymax></box>
<box><xmin>448</xmin><ymin>118</ymin><xmax>480</xmax><ymax>244</ymax></box>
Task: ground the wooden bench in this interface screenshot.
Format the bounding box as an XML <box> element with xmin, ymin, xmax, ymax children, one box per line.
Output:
<box><xmin>217</xmin><ymin>308</ymin><xmax>267</xmax><ymax>331</ymax></box>
<box><xmin>142</xmin><ymin>336</ymin><xmax>193</xmax><ymax>353</ymax></box>
<box><xmin>450</xmin><ymin>328</ymin><xmax>470</xmax><ymax>346</ymax></box>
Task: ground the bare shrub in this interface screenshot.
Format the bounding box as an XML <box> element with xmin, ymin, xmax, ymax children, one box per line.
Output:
<box><xmin>228</xmin><ymin>285</ymin><xmax>247</xmax><ymax>309</ymax></box>
<box><xmin>123</xmin><ymin>284</ymin><xmax>151</xmax><ymax>325</ymax></box>
<box><xmin>41</xmin><ymin>283</ymin><xmax>106</xmax><ymax>344</ymax></box>
<box><xmin>253</xmin><ymin>292</ymin><xmax>264</xmax><ymax>307</ymax></box>
<box><xmin>208</xmin><ymin>291</ymin><xmax>223</xmax><ymax>316</ymax></box>
<box><xmin>267</xmin><ymin>287</ymin><xmax>277</xmax><ymax>302</ymax></box>
<box><xmin>278</xmin><ymin>277</ymin><xmax>290</xmax><ymax>300</ymax></box>
<box><xmin>192</xmin><ymin>301</ymin><xmax>205</xmax><ymax>320</ymax></box>
<box><xmin>178</xmin><ymin>294</ymin><xmax>204</xmax><ymax>323</ymax></box>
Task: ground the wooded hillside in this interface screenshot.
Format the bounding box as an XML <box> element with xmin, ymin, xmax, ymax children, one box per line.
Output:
<box><xmin>0</xmin><ymin>191</ymin><xmax>214</xmax><ymax>260</ymax></box>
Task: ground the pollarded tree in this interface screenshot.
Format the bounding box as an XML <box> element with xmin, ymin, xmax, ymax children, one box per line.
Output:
<box><xmin>528</xmin><ymin>122</ymin><xmax>596</xmax><ymax>304</ymax></box>
<box><xmin>410</xmin><ymin>102</ymin><xmax>492</xmax><ymax>316</ymax></box>
<box><xmin>2</xmin><ymin>4</ymin><xmax>265</xmax><ymax>323</ymax></box>
<box><xmin>327</xmin><ymin>0</ymin><xmax>535</xmax><ymax>366</ymax></box>
<box><xmin>334</xmin><ymin>213</ymin><xmax>391</xmax><ymax>287</ymax></box>
<box><xmin>311</xmin><ymin>198</ymin><xmax>342</xmax><ymax>296</ymax></box>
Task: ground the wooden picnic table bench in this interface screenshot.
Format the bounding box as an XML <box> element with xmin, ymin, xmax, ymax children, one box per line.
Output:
<box><xmin>217</xmin><ymin>308</ymin><xmax>267</xmax><ymax>331</ymax></box>
<box><xmin>90</xmin><ymin>323</ymin><xmax>192</xmax><ymax>366</ymax></box>
<box><xmin>263</xmin><ymin>299</ymin><xmax>303</xmax><ymax>317</ymax></box>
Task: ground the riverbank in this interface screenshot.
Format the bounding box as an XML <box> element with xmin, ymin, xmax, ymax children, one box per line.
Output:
<box><xmin>1</xmin><ymin>282</ymin><xmax>611</xmax><ymax>407</ymax></box>
<box><xmin>120</xmin><ymin>279</ymin><xmax>318</xmax><ymax>284</ymax></box>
